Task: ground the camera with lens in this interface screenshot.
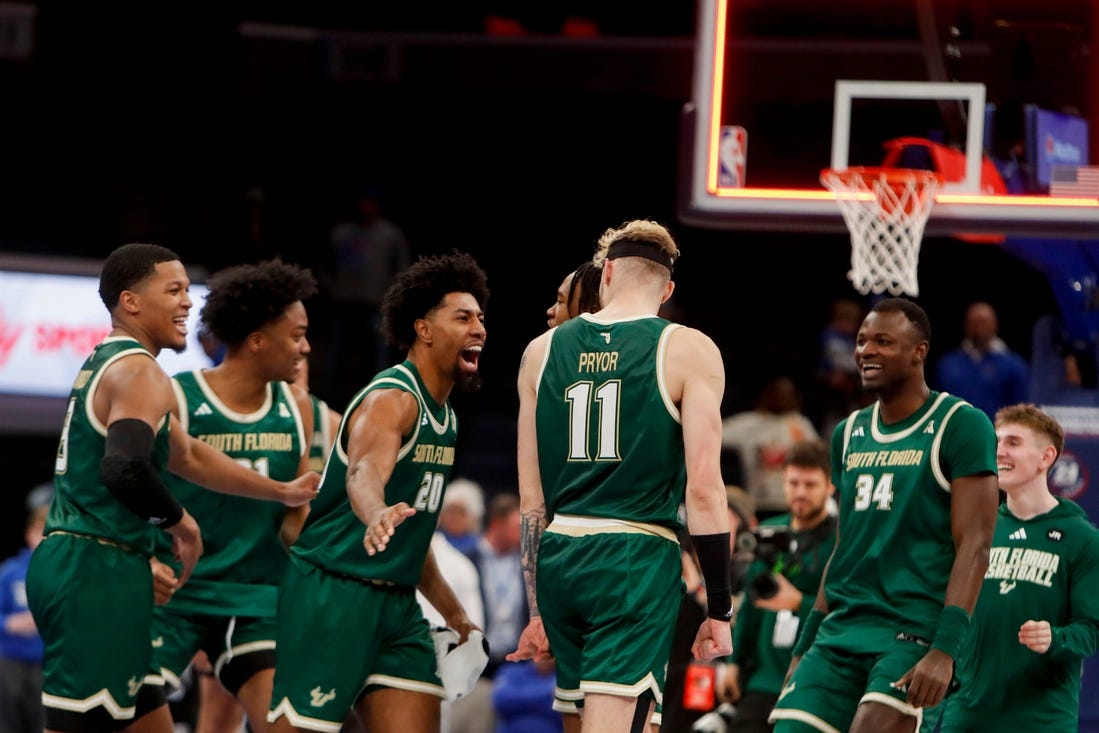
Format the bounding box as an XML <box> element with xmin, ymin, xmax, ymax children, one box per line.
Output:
<box><xmin>734</xmin><ymin>525</ymin><xmax>797</xmax><ymax>601</ymax></box>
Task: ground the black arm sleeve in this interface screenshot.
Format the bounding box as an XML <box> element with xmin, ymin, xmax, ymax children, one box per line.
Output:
<box><xmin>691</xmin><ymin>532</ymin><xmax>733</xmax><ymax>620</ymax></box>
<box><xmin>100</xmin><ymin>418</ymin><xmax>184</xmax><ymax>528</ymax></box>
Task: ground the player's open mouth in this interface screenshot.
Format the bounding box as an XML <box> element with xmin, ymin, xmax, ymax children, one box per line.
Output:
<box><xmin>459</xmin><ymin>345</ymin><xmax>482</xmax><ymax>371</ymax></box>
<box><xmin>173</xmin><ymin>316</ymin><xmax>189</xmax><ymax>335</ymax></box>
<box><xmin>859</xmin><ymin>362</ymin><xmax>881</xmax><ymax>375</ymax></box>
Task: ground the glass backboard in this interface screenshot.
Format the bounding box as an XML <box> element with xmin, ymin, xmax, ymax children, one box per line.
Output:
<box><xmin>679</xmin><ymin>0</ymin><xmax>1099</xmax><ymax>238</ymax></box>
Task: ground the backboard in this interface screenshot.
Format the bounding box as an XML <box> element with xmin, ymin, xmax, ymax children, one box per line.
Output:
<box><xmin>679</xmin><ymin>0</ymin><xmax>1099</xmax><ymax>238</ymax></box>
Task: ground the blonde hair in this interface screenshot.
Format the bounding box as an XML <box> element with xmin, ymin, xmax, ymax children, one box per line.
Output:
<box><xmin>995</xmin><ymin>403</ymin><xmax>1065</xmax><ymax>459</ymax></box>
<box><xmin>593</xmin><ymin>220</ymin><xmax>680</xmax><ymax>268</ymax></box>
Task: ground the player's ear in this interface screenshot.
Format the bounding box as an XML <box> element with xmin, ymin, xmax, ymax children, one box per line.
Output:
<box><xmin>247</xmin><ymin>330</ymin><xmax>265</xmax><ymax>353</ymax></box>
<box><xmin>913</xmin><ymin>339</ymin><xmax>929</xmax><ymax>364</ymax></box>
<box><xmin>414</xmin><ymin>317</ymin><xmax>432</xmax><ymax>345</ymax></box>
<box><xmin>660</xmin><ymin>279</ymin><xmax>676</xmax><ymax>305</ymax></box>
<box><xmin>1040</xmin><ymin>443</ymin><xmax>1058</xmax><ymax>470</ymax></box>
<box><xmin>118</xmin><ymin>289</ymin><xmax>140</xmax><ymax>315</ymax></box>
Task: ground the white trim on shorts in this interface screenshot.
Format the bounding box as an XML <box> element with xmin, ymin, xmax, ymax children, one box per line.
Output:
<box><xmin>580</xmin><ymin>671</ymin><xmax>663</xmax><ymax>705</ymax></box>
<box><xmin>42</xmin><ymin>690</ymin><xmax>136</xmax><ymax>720</ymax></box>
<box><xmin>364</xmin><ymin>674</ymin><xmax>446</xmax><ymax>699</ymax></box>
<box><xmin>768</xmin><ymin>708</ymin><xmax>843</xmax><ymax>733</ymax></box>
<box><xmin>268</xmin><ymin>698</ymin><xmax>342</xmax><ymax>733</ymax></box>
<box><xmin>213</xmin><ymin>639</ymin><xmax>276</xmax><ymax>678</ymax></box>
<box><xmin>860</xmin><ymin>691</ymin><xmax>923</xmax><ymax>727</ymax></box>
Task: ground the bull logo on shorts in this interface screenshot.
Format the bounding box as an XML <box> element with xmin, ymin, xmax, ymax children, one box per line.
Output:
<box><xmin>310</xmin><ymin>687</ymin><xmax>337</xmax><ymax>707</ymax></box>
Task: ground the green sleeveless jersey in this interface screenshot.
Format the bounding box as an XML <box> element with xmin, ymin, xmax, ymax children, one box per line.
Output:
<box><xmin>160</xmin><ymin>370</ymin><xmax>307</xmax><ymax>617</ymax></box>
<box><xmin>942</xmin><ymin>498</ymin><xmax>1099</xmax><ymax>732</ymax></box>
<box><xmin>49</xmin><ymin>337</ymin><xmax>169</xmax><ymax>554</ymax></box>
<box><xmin>292</xmin><ymin>361</ymin><xmax>458</xmax><ymax>586</ymax></box>
<box><xmin>818</xmin><ymin>391</ymin><xmax>996</xmax><ymax>652</ymax></box>
<box><xmin>534</xmin><ymin>314</ymin><xmax>686</xmax><ymax>528</ymax></box>
<box><xmin>306</xmin><ymin>393</ymin><xmax>333</xmax><ymax>474</ymax></box>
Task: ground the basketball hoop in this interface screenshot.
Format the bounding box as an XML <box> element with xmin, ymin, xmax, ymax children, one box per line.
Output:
<box><xmin>820</xmin><ymin>167</ymin><xmax>942</xmax><ymax>297</ymax></box>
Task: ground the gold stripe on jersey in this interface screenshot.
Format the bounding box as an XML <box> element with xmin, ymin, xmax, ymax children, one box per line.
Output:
<box><xmin>546</xmin><ymin>513</ymin><xmax>679</xmax><ymax>543</ymax></box>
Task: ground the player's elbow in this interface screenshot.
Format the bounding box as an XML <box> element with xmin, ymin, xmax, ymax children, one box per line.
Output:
<box><xmin>100</xmin><ymin>454</ymin><xmax>184</xmax><ymax>527</ymax></box>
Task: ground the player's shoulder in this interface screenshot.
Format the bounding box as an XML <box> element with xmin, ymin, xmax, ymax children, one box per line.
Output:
<box><xmin>525</xmin><ymin>327</ymin><xmax>554</xmax><ymax>355</ymax></box>
<box><xmin>284</xmin><ymin>380</ymin><xmax>310</xmax><ymax>402</ymax></box>
<box><xmin>104</xmin><ymin>347</ymin><xmax>171</xmax><ymax>388</ymax></box>
<box><xmin>1056</xmin><ymin>497</ymin><xmax>1099</xmax><ymax>532</ymax></box>
<box><xmin>666</xmin><ymin>323</ymin><xmax>721</xmax><ymax>359</ymax></box>
<box><xmin>938</xmin><ymin>392</ymin><xmax>995</xmax><ymax>428</ymax></box>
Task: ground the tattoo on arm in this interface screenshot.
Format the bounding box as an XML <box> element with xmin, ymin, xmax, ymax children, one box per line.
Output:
<box><xmin>520</xmin><ymin>508</ymin><xmax>547</xmax><ymax>616</ymax></box>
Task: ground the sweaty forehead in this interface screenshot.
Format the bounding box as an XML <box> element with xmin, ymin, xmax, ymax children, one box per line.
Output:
<box><xmin>150</xmin><ymin>260</ymin><xmax>189</xmax><ymax>287</ymax></box>
<box><xmin>861</xmin><ymin>310</ymin><xmax>915</xmax><ymax>337</ymax></box>
<box><xmin>437</xmin><ymin>291</ymin><xmax>483</xmax><ymax>315</ymax></box>
<box><xmin>996</xmin><ymin>423</ymin><xmax>1038</xmax><ymax>443</ymax></box>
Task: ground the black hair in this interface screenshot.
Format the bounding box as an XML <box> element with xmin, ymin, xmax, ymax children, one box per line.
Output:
<box><xmin>568</xmin><ymin>261</ymin><xmax>603</xmax><ymax>317</ymax></box>
<box><xmin>200</xmin><ymin>260</ymin><xmax>318</xmax><ymax>346</ymax></box>
<box><xmin>99</xmin><ymin>243</ymin><xmax>181</xmax><ymax>311</ymax></box>
<box><xmin>870</xmin><ymin>297</ymin><xmax>931</xmax><ymax>344</ymax></box>
<box><xmin>382</xmin><ymin>251</ymin><xmax>489</xmax><ymax>350</ymax></box>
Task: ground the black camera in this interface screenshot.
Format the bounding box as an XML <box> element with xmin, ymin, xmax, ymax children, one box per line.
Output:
<box><xmin>735</xmin><ymin>526</ymin><xmax>797</xmax><ymax>601</ymax></box>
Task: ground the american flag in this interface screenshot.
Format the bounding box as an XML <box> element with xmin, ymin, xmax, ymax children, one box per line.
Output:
<box><xmin>1050</xmin><ymin>165</ymin><xmax>1099</xmax><ymax>198</ymax></box>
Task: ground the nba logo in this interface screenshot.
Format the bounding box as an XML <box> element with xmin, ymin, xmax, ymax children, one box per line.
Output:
<box><xmin>719</xmin><ymin>125</ymin><xmax>748</xmax><ymax>187</ymax></box>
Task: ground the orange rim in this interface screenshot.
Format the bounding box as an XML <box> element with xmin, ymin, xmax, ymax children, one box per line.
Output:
<box><xmin>821</xmin><ymin>166</ymin><xmax>943</xmax><ymax>187</ymax></box>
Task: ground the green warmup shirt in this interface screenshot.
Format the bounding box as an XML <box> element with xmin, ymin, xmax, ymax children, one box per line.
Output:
<box><xmin>292</xmin><ymin>361</ymin><xmax>458</xmax><ymax>586</ymax></box>
<box><xmin>534</xmin><ymin>313</ymin><xmax>686</xmax><ymax>528</ymax></box>
<box><xmin>940</xmin><ymin>497</ymin><xmax>1099</xmax><ymax>732</ymax></box>
<box><xmin>158</xmin><ymin>370</ymin><xmax>307</xmax><ymax>617</ymax></box>
<box><xmin>730</xmin><ymin>513</ymin><xmax>836</xmax><ymax>696</ymax></box>
<box><xmin>819</xmin><ymin>392</ymin><xmax>997</xmax><ymax>653</ymax></box>
<box><xmin>50</xmin><ymin>337</ymin><xmax>169</xmax><ymax>554</ymax></box>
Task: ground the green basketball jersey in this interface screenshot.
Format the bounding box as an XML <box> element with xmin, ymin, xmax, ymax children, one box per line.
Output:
<box><xmin>819</xmin><ymin>391</ymin><xmax>996</xmax><ymax>652</ymax></box>
<box><xmin>534</xmin><ymin>314</ymin><xmax>686</xmax><ymax>528</ymax></box>
<box><xmin>160</xmin><ymin>370</ymin><xmax>306</xmax><ymax>617</ymax></box>
<box><xmin>292</xmin><ymin>361</ymin><xmax>458</xmax><ymax>586</ymax></box>
<box><xmin>306</xmin><ymin>393</ymin><xmax>332</xmax><ymax>474</ymax></box>
<box><xmin>941</xmin><ymin>497</ymin><xmax>1099</xmax><ymax>732</ymax></box>
<box><xmin>49</xmin><ymin>337</ymin><xmax>169</xmax><ymax>554</ymax></box>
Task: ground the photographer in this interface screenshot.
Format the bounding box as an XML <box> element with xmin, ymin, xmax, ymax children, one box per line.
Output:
<box><xmin>716</xmin><ymin>441</ymin><xmax>837</xmax><ymax>732</ymax></box>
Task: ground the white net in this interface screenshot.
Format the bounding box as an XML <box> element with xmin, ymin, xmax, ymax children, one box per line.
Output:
<box><xmin>820</xmin><ymin>167</ymin><xmax>941</xmax><ymax>296</ymax></box>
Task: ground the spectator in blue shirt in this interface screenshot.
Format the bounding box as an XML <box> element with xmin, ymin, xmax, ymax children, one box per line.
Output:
<box><xmin>0</xmin><ymin>481</ymin><xmax>51</xmax><ymax>733</ymax></box>
<box><xmin>936</xmin><ymin>301</ymin><xmax>1029</xmax><ymax>419</ymax></box>
<box><xmin>492</xmin><ymin>659</ymin><xmax>561</xmax><ymax>733</ymax></box>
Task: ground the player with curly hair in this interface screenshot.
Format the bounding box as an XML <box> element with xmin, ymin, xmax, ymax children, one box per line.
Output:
<box><xmin>134</xmin><ymin>259</ymin><xmax>321</xmax><ymax>733</ymax></box>
<box><xmin>269</xmin><ymin>251</ymin><xmax>489</xmax><ymax>733</ymax></box>
<box><xmin>27</xmin><ymin>246</ymin><xmax>319</xmax><ymax>733</ymax></box>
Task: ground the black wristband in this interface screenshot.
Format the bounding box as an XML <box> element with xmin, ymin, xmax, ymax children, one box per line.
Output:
<box><xmin>691</xmin><ymin>532</ymin><xmax>733</xmax><ymax>620</ymax></box>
